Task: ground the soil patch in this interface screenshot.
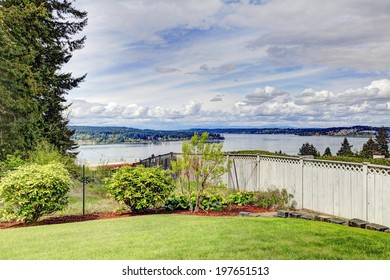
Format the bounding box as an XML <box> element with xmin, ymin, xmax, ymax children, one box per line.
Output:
<box><xmin>0</xmin><ymin>205</ymin><xmax>273</xmax><ymax>230</ymax></box>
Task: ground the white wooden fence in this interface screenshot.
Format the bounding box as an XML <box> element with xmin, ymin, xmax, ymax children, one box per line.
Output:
<box><xmin>225</xmin><ymin>154</ymin><xmax>390</xmax><ymax>227</ymax></box>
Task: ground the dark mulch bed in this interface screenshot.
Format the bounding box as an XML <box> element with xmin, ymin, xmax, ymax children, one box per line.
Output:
<box><xmin>0</xmin><ymin>205</ymin><xmax>272</xmax><ymax>230</ymax></box>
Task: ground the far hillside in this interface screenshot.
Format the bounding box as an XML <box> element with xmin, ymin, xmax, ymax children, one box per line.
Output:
<box><xmin>70</xmin><ymin>126</ymin><xmax>224</xmax><ymax>144</ymax></box>
<box><xmin>190</xmin><ymin>125</ymin><xmax>389</xmax><ymax>137</ymax></box>
<box><xmin>71</xmin><ymin>125</ymin><xmax>390</xmax><ymax>145</ymax></box>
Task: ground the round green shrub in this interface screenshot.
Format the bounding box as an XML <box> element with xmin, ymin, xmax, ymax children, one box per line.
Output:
<box><xmin>105</xmin><ymin>165</ymin><xmax>174</xmax><ymax>213</ymax></box>
<box><xmin>0</xmin><ymin>162</ymin><xmax>73</xmax><ymax>223</ymax></box>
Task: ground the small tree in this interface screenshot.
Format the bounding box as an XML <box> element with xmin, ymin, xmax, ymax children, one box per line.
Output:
<box><xmin>323</xmin><ymin>147</ymin><xmax>332</xmax><ymax>156</ymax></box>
<box><xmin>171</xmin><ymin>132</ymin><xmax>229</xmax><ymax>212</ymax></box>
<box><xmin>375</xmin><ymin>126</ymin><xmax>389</xmax><ymax>158</ymax></box>
<box><xmin>299</xmin><ymin>143</ymin><xmax>319</xmax><ymax>156</ymax></box>
<box><xmin>106</xmin><ymin>165</ymin><xmax>174</xmax><ymax>213</ymax></box>
<box><xmin>360</xmin><ymin>138</ymin><xmax>377</xmax><ymax>158</ymax></box>
<box><xmin>336</xmin><ymin>137</ymin><xmax>354</xmax><ymax>156</ymax></box>
<box><xmin>0</xmin><ymin>162</ymin><xmax>73</xmax><ymax>223</ymax></box>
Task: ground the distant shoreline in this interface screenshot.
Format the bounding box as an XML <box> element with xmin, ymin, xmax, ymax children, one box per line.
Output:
<box><xmin>75</xmin><ymin>139</ymin><xmax>185</xmax><ymax>146</ymax></box>
<box><xmin>74</xmin><ymin>132</ymin><xmax>373</xmax><ymax>146</ymax></box>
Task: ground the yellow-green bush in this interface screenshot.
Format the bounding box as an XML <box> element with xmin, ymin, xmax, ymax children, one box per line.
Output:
<box><xmin>105</xmin><ymin>165</ymin><xmax>174</xmax><ymax>213</ymax></box>
<box><xmin>0</xmin><ymin>162</ymin><xmax>73</xmax><ymax>223</ymax></box>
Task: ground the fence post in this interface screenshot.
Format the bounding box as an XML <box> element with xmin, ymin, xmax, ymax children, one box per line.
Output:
<box><xmin>299</xmin><ymin>157</ymin><xmax>304</xmax><ymax>209</ymax></box>
<box><xmin>363</xmin><ymin>162</ymin><xmax>369</xmax><ymax>221</ymax></box>
<box><xmin>82</xmin><ymin>164</ymin><xmax>85</xmax><ymax>216</ymax></box>
<box><xmin>232</xmin><ymin>158</ymin><xmax>239</xmax><ymax>191</ymax></box>
<box><xmin>226</xmin><ymin>154</ymin><xmax>230</xmax><ymax>188</ymax></box>
<box><xmin>256</xmin><ymin>154</ymin><xmax>260</xmax><ymax>190</ymax></box>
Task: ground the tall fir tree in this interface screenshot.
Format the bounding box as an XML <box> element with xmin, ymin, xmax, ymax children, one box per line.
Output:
<box><xmin>323</xmin><ymin>147</ymin><xmax>332</xmax><ymax>156</ymax></box>
<box><xmin>375</xmin><ymin>127</ymin><xmax>389</xmax><ymax>158</ymax></box>
<box><xmin>0</xmin><ymin>3</ymin><xmax>46</xmax><ymax>158</ymax></box>
<box><xmin>299</xmin><ymin>143</ymin><xmax>320</xmax><ymax>157</ymax></box>
<box><xmin>336</xmin><ymin>137</ymin><xmax>354</xmax><ymax>156</ymax></box>
<box><xmin>360</xmin><ymin>138</ymin><xmax>377</xmax><ymax>158</ymax></box>
<box><xmin>0</xmin><ymin>0</ymin><xmax>87</xmax><ymax>157</ymax></box>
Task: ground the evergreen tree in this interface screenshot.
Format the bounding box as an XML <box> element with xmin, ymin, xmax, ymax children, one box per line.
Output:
<box><xmin>375</xmin><ymin>126</ymin><xmax>389</xmax><ymax>158</ymax></box>
<box><xmin>323</xmin><ymin>147</ymin><xmax>332</xmax><ymax>156</ymax></box>
<box><xmin>299</xmin><ymin>143</ymin><xmax>320</xmax><ymax>156</ymax></box>
<box><xmin>0</xmin><ymin>3</ymin><xmax>46</xmax><ymax>159</ymax></box>
<box><xmin>360</xmin><ymin>138</ymin><xmax>377</xmax><ymax>158</ymax></box>
<box><xmin>336</xmin><ymin>137</ymin><xmax>353</xmax><ymax>156</ymax></box>
<box><xmin>0</xmin><ymin>0</ymin><xmax>87</xmax><ymax>157</ymax></box>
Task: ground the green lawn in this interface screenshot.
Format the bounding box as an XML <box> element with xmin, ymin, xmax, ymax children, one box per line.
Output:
<box><xmin>0</xmin><ymin>215</ymin><xmax>389</xmax><ymax>260</ymax></box>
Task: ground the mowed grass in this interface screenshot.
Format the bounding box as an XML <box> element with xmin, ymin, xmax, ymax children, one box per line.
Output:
<box><xmin>0</xmin><ymin>215</ymin><xmax>389</xmax><ymax>260</ymax></box>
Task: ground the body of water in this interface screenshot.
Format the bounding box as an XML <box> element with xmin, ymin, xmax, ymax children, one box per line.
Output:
<box><xmin>76</xmin><ymin>134</ymin><xmax>371</xmax><ymax>164</ymax></box>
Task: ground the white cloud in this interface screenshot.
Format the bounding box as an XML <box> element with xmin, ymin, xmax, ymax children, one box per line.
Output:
<box><xmin>67</xmin><ymin>79</ymin><xmax>390</xmax><ymax>128</ymax></box>
<box><xmin>244</xmin><ymin>86</ymin><xmax>287</xmax><ymax>104</ymax></box>
<box><xmin>296</xmin><ymin>89</ymin><xmax>334</xmax><ymax>105</ymax></box>
<box><xmin>183</xmin><ymin>101</ymin><xmax>202</xmax><ymax>116</ymax></box>
<box><xmin>63</xmin><ymin>1</ymin><xmax>390</xmax><ymax>129</ymax></box>
<box><xmin>123</xmin><ymin>104</ymin><xmax>149</xmax><ymax>118</ymax></box>
<box><xmin>231</xmin><ymin>79</ymin><xmax>390</xmax><ymax>126</ymax></box>
<box><xmin>68</xmin><ymin>99</ymin><xmax>204</xmax><ymax>122</ymax></box>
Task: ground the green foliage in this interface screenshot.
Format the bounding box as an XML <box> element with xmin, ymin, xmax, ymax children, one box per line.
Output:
<box><xmin>323</xmin><ymin>147</ymin><xmax>332</xmax><ymax>156</ymax></box>
<box><xmin>0</xmin><ymin>154</ymin><xmax>25</xmax><ymax>170</ymax></box>
<box><xmin>299</xmin><ymin>143</ymin><xmax>320</xmax><ymax>156</ymax></box>
<box><xmin>0</xmin><ymin>162</ymin><xmax>73</xmax><ymax>223</ymax></box>
<box><xmin>228</xmin><ymin>191</ymin><xmax>255</xmax><ymax>206</ymax></box>
<box><xmin>72</xmin><ymin>126</ymin><xmax>224</xmax><ymax>144</ymax></box>
<box><xmin>0</xmin><ymin>0</ymin><xmax>87</xmax><ymax>157</ymax></box>
<box><xmin>165</xmin><ymin>192</ymin><xmax>227</xmax><ymax>212</ymax></box>
<box><xmin>0</xmin><ymin>2</ymin><xmax>46</xmax><ymax>159</ymax></box>
<box><xmin>171</xmin><ymin>132</ymin><xmax>230</xmax><ymax>212</ymax></box>
<box><xmin>228</xmin><ymin>189</ymin><xmax>292</xmax><ymax>209</ymax></box>
<box><xmin>164</xmin><ymin>194</ymin><xmax>191</xmax><ymax>211</ymax></box>
<box><xmin>252</xmin><ymin>189</ymin><xmax>292</xmax><ymax>209</ymax></box>
<box><xmin>337</xmin><ymin>137</ymin><xmax>354</xmax><ymax>157</ymax></box>
<box><xmin>105</xmin><ymin>165</ymin><xmax>174</xmax><ymax>213</ymax></box>
<box><xmin>200</xmin><ymin>193</ymin><xmax>227</xmax><ymax>212</ymax></box>
<box><xmin>0</xmin><ymin>141</ymin><xmax>80</xmax><ymax>179</ymax></box>
<box><xmin>319</xmin><ymin>156</ymin><xmax>390</xmax><ymax>167</ymax></box>
<box><xmin>360</xmin><ymin>138</ymin><xmax>376</xmax><ymax>158</ymax></box>
<box><xmin>375</xmin><ymin>127</ymin><xmax>389</xmax><ymax>157</ymax></box>
<box><xmin>26</xmin><ymin>141</ymin><xmax>65</xmax><ymax>165</ymax></box>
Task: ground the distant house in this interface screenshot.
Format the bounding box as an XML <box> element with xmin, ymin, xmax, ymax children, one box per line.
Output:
<box><xmin>373</xmin><ymin>152</ymin><xmax>385</xmax><ymax>159</ymax></box>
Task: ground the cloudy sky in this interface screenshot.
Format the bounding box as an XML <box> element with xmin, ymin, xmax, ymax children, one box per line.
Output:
<box><xmin>65</xmin><ymin>0</ymin><xmax>390</xmax><ymax>129</ymax></box>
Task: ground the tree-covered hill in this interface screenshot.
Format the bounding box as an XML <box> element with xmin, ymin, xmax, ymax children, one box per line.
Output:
<box><xmin>71</xmin><ymin>126</ymin><xmax>225</xmax><ymax>144</ymax></box>
<box><xmin>71</xmin><ymin>125</ymin><xmax>389</xmax><ymax>145</ymax></box>
<box><xmin>190</xmin><ymin>126</ymin><xmax>388</xmax><ymax>137</ymax></box>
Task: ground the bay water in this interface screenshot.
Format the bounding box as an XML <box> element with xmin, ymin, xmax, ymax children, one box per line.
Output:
<box><xmin>76</xmin><ymin>134</ymin><xmax>370</xmax><ymax>165</ymax></box>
